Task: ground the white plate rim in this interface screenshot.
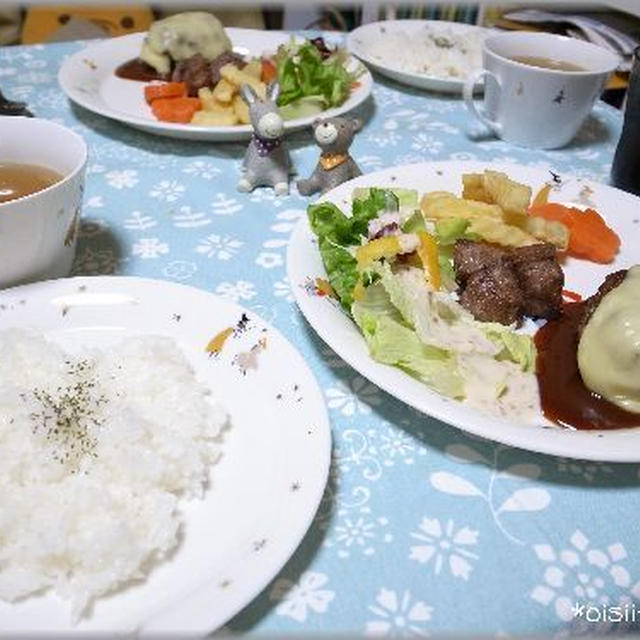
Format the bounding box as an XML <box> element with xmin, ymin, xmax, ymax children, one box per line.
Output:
<box><xmin>286</xmin><ymin>160</ymin><xmax>640</xmax><ymax>462</ymax></box>
<box><xmin>347</xmin><ymin>19</ymin><xmax>492</xmax><ymax>93</ymax></box>
<box><xmin>58</xmin><ymin>30</ymin><xmax>373</xmax><ymax>141</ymax></box>
<box><xmin>0</xmin><ymin>275</ymin><xmax>331</xmax><ymax>633</ymax></box>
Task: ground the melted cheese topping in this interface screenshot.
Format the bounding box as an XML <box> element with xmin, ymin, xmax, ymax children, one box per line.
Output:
<box><xmin>139</xmin><ymin>12</ymin><xmax>232</xmax><ymax>74</ymax></box>
<box><xmin>578</xmin><ymin>266</ymin><xmax>640</xmax><ymax>413</ymax></box>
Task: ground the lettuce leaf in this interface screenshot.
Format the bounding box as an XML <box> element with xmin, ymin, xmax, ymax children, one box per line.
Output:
<box><xmin>352</xmin><ymin>283</ymin><xmax>465</xmax><ymax>398</ymax></box>
<box><xmin>352</xmin><ymin>187</ymin><xmax>418</xmax><ymax>213</ymax></box>
<box><xmin>308</xmin><ymin>200</ymin><xmax>377</xmax><ymax>247</ymax></box>
<box><xmin>308</xmin><ymin>189</ymin><xmax>404</xmax><ymax>308</ymax></box>
<box><xmin>485</xmin><ymin>329</ymin><xmax>536</xmax><ymax>372</ymax></box>
<box><xmin>318</xmin><ymin>238</ymin><xmax>359</xmax><ymax>310</ymax></box>
<box><xmin>274</xmin><ymin>40</ymin><xmax>356</xmax><ymax>109</ymax></box>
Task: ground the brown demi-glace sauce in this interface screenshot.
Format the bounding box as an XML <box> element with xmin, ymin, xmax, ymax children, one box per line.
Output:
<box><xmin>535</xmin><ymin>300</ymin><xmax>640</xmax><ymax>430</ymax></box>
<box><xmin>115</xmin><ymin>58</ymin><xmax>166</xmax><ymax>82</ymax></box>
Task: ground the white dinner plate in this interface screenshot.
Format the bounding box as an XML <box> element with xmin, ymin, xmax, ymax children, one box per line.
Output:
<box><xmin>287</xmin><ymin>161</ymin><xmax>640</xmax><ymax>462</ymax></box>
<box><xmin>0</xmin><ymin>276</ymin><xmax>331</xmax><ymax>634</ymax></box>
<box><xmin>58</xmin><ymin>30</ymin><xmax>373</xmax><ymax>141</ymax></box>
<box><xmin>347</xmin><ymin>20</ymin><xmax>492</xmax><ymax>94</ymax></box>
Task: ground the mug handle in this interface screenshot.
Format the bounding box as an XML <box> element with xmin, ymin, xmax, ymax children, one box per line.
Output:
<box><xmin>463</xmin><ymin>69</ymin><xmax>502</xmax><ymax>136</ymax></box>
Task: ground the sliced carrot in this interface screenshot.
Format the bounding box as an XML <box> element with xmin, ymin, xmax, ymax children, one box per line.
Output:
<box><xmin>261</xmin><ymin>58</ymin><xmax>277</xmax><ymax>83</ymax></box>
<box><xmin>528</xmin><ymin>203</ymin><xmax>620</xmax><ymax>264</ymax></box>
<box><xmin>144</xmin><ymin>82</ymin><xmax>186</xmax><ymax>104</ymax></box>
<box><xmin>151</xmin><ymin>97</ymin><xmax>201</xmax><ymax>124</ymax></box>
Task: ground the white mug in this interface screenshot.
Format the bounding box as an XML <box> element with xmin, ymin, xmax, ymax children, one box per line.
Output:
<box><xmin>463</xmin><ymin>32</ymin><xmax>620</xmax><ymax>149</ymax></box>
<box><xmin>0</xmin><ymin>118</ymin><xmax>87</xmax><ymax>288</ymax></box>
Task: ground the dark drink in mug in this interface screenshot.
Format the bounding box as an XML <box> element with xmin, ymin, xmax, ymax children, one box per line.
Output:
<box><xmin>612</xmin><ymin>47</ymin><xmax>640</xmax><ymax>196</ymax></box>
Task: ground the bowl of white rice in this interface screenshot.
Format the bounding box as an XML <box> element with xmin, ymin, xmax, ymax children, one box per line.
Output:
<box><xmin>347</xmin><ymin>20</ymin><xmax>494</xmax><ymax>93</ymax></box>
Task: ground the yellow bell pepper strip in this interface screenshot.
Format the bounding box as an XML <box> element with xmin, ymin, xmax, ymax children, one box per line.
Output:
<box><xmin>352</xmin><ymin>280</ymin><xmax>366</xmax><ymax>302</ymax></box>
<box><xmin>416</xmin><ymin>231</ymin><xmax>440</xmax><ymax>291</ymax></box>
<box><xmin>355</xmin><ymin>236</ymin><xmax>401</xmax><ymax>270</ymax></box>
<box><xmin>532</xmin><ymin>183</ymin><xmax>551</xmax><ymax>208</ymax></box>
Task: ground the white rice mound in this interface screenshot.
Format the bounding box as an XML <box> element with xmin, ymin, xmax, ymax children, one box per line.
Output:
<box><xmin>0</xmin><ymin>329</ymin><xmax>227</xmax><ymax>620</ymax></box>
<box><xmin>366</xmin><ymin>24</ymin><xmax>485</xmax><ymax>79</ymax></box>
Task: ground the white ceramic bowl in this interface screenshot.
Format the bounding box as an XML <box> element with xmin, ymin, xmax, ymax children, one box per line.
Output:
<box><xmin>0</xmin><ymin>117</ymin><xmax>87</xmax><ymax>288</ymax></box>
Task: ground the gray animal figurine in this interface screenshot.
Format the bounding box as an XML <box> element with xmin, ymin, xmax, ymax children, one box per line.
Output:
<box><xmin>237</xmin><ymin>82</ymin><xmax>291</xmax><ymax>196</ymax></box>
<box><xmin>297</xmin><ymin>116</ymin><xmax>362</xmax><ymax>196</ymax></box>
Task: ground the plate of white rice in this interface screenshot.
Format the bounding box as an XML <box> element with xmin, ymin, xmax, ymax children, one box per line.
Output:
<box><xmin>0</xmin><ymin>276</ymin><xmax>331</xmax><ymax>635</ymax></box>
<box><xmin>347</xmin><ymin>20</ymin><xmax>494</xmax><ymax>93</ymax></box>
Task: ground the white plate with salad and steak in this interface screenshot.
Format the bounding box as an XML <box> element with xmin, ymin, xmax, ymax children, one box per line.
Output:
<box><xmin>58</xmin><ymin>13</ymin><xmax>372</xmax><ymax>141</ymax></box>
<box><xmin>287</xmin><ymin>161</ymin><xmax>640</xmax><ymax>461</ymax></box>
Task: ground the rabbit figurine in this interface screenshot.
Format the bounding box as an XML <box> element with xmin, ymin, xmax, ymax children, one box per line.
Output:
<box><xmin>237</xmin><ymin>82</ymin><xmax>291</xmax><ymax>196</ymax></box>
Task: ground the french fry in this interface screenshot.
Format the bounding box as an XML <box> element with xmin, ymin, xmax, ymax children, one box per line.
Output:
<box><xmin>421</xmin><ymin>192</ymin><xmax>503</xmax><ymax>221</ymax></box>
<box><xmin>484</xmin><ymin>170</ymin><xmax>531</xmax><ymax>214</ymax></box>
<box><xmin>191</xmin><ymin>109</ymin><xmax>239</xmax><ymax>126</ymax></box>
<box><xmin>467</xmin><ymin>217</ymin><xmax>538</xmax><ymax>247</ymax></box>
<box><xmin>522</xmin><ymin>216</ymin><xmax>569</xmax><ymax>250</ymax></box>
<box><xmin>242</xmin><ymin>59</ymin><xmax>262</xmax><ymax>80</ymax></box>
<box><xmin>462</xmin><ymin>170</ymin><xmax>531</xmax><ymax>214</ymax></box>
<box><xmin>197</xmin><ymin>87</ymin><xmax>234</xmax><ymax>113</ymax></box>
<box><xmin>219</xmin><ymin>64</ymin><xmax>266</xmax><ymax>99</ymax></box>
<box><xmin>421</xmin><ymin>190</ymin><xmax>568</xmax><ymax>249</ymax></box>
<box><xmin>461</xmin><ymin>173</ymin><xmax>492</xmax><ymax>203</ymax></box>
<box><xmin>212</xmin><ymin>78</ymin><xmax>236</xmax><ymax>104</ymax></box>
<box><xmin>232</xmin><ymin>94</ymin><xmax>250</xmax><ymax>124</ymax></box>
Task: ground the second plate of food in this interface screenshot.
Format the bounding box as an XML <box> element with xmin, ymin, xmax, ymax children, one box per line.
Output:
<box><xmin>0</xmin><ymin>276</ymin><xmax>331</xmax><ymax>634</ymax></box>
<box><xmin>287</xmin><ymin>161</ymin><xmax>640</xmax><ymax>461</ymax></box>
<box><xmin>347</xmin><ymin>19</ymin><xmax>492</xmax><ymax>93</ymax></box>
<box><xmin>59</xmin><ymin>28</ymin><xmax>372</xmax><ymax>141</ymax></box>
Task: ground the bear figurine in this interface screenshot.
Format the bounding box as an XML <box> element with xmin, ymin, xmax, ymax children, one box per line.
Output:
<box><xmin>297</xmin><ymin>116</ymin><xmax>362</xmax><ymax>196</ymax></box>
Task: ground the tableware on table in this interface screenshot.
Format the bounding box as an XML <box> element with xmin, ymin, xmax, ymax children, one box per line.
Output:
<box><xmin>612</xmin><ymin>46</ymin><xmax>640</xmax><ymax>196</ymax></box>
<box><xmin>0</xmin><ymin>276</ymin><xmax>331</xmax><ymax>634</ymax></box>
<box><xmin>287</xmin><ymin>160</ymin><xmax>640</xmax><ymax>462</ymax></box>
<box><xmin>0</xmin><ymin>117</ymin><xmax>86</xmax><ymax>289</ymax></box>
<box><xmin>347</xmin><ymin>19</ymin><xmax>492</xmax><ymax>94</ymax></box>
<box><xmin>0</xmin><ymin>88</ymin><xmax>33</xmax><ymax>116</ymax></box>
<box><xmin>58</xmin><ymin>30</ymin><xmax>373</xmax><ymax>142</ymax></box>
<box><xmin>463</xmin><ymin>32</ymin><xmax>619</xmax><ymax>149</ymax></box>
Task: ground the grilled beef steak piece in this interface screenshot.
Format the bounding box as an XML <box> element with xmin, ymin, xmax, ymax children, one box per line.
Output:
<box><xmin>511</xmin><ymin>244</ymin><xmax>564</xmax><ymax>319</ymax></box>
<box><xmin>453</xmin><ymin>240</ymin><xmax>507</xmax><ymax>284</ymax></box>
<box><xmin>172</xmin><ymin>54</ymin><xmax>212</xmax><ymax>96</ymax></box>
<box><xmin>459</xmin><ymin>261</ymin><xmax>524</xmax><ymax>325</ymax></box>
<box><xmin>210</xmin><ymin>51</ymin><xmax>246</xmax><ymax>86</ymax></box>
<box><xmin>454</xmin><ymin>240</ymin><xmax>564</xmax><ymax>325</ymax></box>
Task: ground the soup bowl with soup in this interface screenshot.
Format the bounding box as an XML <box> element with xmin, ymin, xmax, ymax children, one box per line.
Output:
<box><xmin>463</xmin><ymin>32</ymin><xmax>620</xmax><ymax>149</ymax></box>
<box><xmin>0</xmin><ymin>117</ymin><xmax>87</xmax><ymax>288</ymax></box>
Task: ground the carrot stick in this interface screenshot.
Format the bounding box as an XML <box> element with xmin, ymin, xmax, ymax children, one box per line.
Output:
<box><xmin>151</xmin><ymin>97</ymin><xmax>201</xmax><ymax>123</ymax></box>
<box><xmin>144</xmin><ymin>82</ymin><xmax>186</xmax><ymax>105</ymax></box>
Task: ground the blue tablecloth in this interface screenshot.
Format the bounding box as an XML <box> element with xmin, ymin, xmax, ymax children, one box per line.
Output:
<box><xmin>2</xmin><ymin>37</ymin><xmax>639</xmax><ymax>637</ymax></box>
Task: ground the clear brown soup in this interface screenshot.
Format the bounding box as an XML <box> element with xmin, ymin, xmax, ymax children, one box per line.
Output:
<box><xmin>0</xmin><ymin>162</ymin><xmax>63</xmax><ymax>204</ymax></box>
<box><xmin>509</xmin><ymin>55</ymin><xmax>586</xmax><ymax>72</ymax></box>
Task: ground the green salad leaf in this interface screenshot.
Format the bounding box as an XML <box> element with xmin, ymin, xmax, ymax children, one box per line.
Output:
<box><xmin>274</xmin><ymin>40</ymin><xmax>357</xmax><ymax>111</ymax></box>
<box><xmin>308</xmin><ymin>189</ymin><xmax>408</xmax><ymax>309</ymax></box>
<box><xmin>317</xmin><ymin>238</ymin><xmax>359</xmax><ymax>309</ymax></box>
<box><xmin>433</xmin><ymin>217</ymin><xmax>481</xmax><ymax>290</ymax></box>
<box><xmin>352</xmin><ymin>283</ymin><xmax>465</xmax><ymax>398</ymax></box>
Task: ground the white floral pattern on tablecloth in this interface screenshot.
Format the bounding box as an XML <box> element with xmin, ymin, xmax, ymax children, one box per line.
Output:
<box><xmin>3</xmin><ymin>37</ymin><xmax>639</xmax><ymax>637</ymax></box>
